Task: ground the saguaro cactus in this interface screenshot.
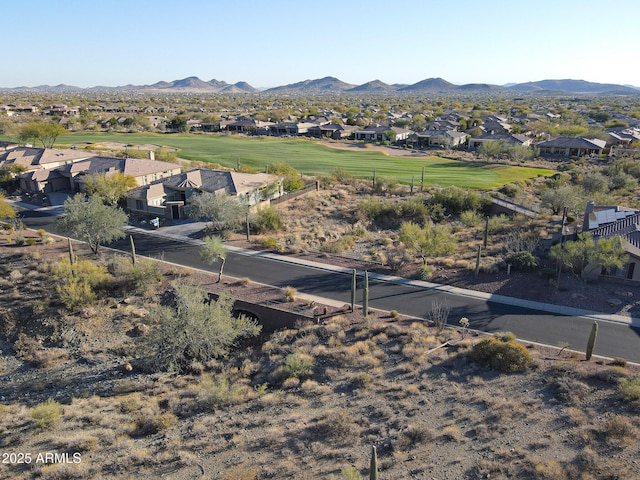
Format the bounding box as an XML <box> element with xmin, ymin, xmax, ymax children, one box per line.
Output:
<box><xmin>370</xmin><ymin>445</ymin><xmax>378</xmax><ymax>480</ymax></box>
<box><xmin>474</xmin><ymin>244</ymin><xmax>481</xmax><ymax>278</ymax></box>
<box><xmin>130</xmin><ymin>235</ymin><xmax>137</xmax><ymax>265</ymax></box>
<box><xmin>363</xmin><ymin>270</ymin><xmax>369</xmax><ymax>318</ymax></box>
<box><xmin>586</xmin><ymin>321</ymin><xmax>598</xmax><ymax>361</ymax></box>
<box><xmin>351</xmin><ymin>269</ymin><xmax>357</xmax><ymax>311</ymax></box>
<box><xmin>483</xmin><ymin>216</ymin><xmax>489</xmax><ymax>247</ymax></box>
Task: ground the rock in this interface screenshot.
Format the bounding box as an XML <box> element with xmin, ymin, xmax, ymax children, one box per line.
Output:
<box><xmin>130</xmin><ymin>308</ymin><xmax>149</xmax><ymax>318</ymax></box>
<box><xmin>614</xmin><ymin>290</ymin><xmax>634</xmax><ymax>298</ymax></box>
<box><xmin>607</xmin><ymin>298</ymin><xmax>623</xmax><ymax>307</ymax></box>
<box><xmin>128</xmin><ymin>323</ymin><xmax>150</xmax><ymax>337</ymax></box>
<box><xmin>122</xmin><ymin>363</ymin><xmax>133</xmax><ymax>372</ymax></box>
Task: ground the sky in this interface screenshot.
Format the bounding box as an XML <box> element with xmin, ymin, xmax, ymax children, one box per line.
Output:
<box><xmin>3</xmin><ymin>0</ymin><xmax>640</xmax><ymax>89</ymax></box>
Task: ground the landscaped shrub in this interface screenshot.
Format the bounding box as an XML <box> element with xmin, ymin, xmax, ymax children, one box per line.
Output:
<box><xmin>251</xmin><ymin>206</ymin><xmax>284</xmax><ymax>233</ymax></box>
<box><xmin>470</xmin><ymin>333</ymin><xmax>531</xmax><ymax>373</ymax></box>
<box><xmin>460</xmin><ymin>210</ymin><xmax>482</xmax><ymax>227</ymax></box>
<box><xmin>506</xmin><ymin>251</ymin><xmax>538</xmax><ymax>271</ymax></box>
<box><xmin>416</xmin><ymin>264</ymin><xmax>433</xmax><ymax>280</ymax></box>
<box><xmin>260</xmin><ymin>237</ymin><xmax>278</xmax><ymax>250</ymax></box>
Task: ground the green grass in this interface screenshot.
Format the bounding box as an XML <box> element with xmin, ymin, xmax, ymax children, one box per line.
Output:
<box><xmin>6</xmin><ymin>132</ymin><xmax>555</xmax><ymax>189</ymax></box>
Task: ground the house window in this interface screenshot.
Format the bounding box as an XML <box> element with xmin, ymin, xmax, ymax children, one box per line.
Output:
<box><xmin>135</xmin><ymin>200</ymin><xmax>144</xmax><ymax>210</ymax></box>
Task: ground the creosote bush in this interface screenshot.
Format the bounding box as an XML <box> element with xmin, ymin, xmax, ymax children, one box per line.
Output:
<box><xmin>284</xmin><ymin>353</ymin><xmax>314</xmax><ymax>380</ymax></box>
<box><xmin>471</xmin><ymin>332</ymin><xmax>532</xmax><ymax>373</ymax></box>
<box><xmin>618</xmin><ymin>374</ymin><xmax>640</xmax><ymax>402</ymax></box>
<box><xmin>31</xmin><ymin>398</ymin><xmax>63</xmax><ymax>429</ymax></box>
<box><xmin>51</xmin><ymin>257</ymin><xmax>111</xmax><ymax>309</ymax></box>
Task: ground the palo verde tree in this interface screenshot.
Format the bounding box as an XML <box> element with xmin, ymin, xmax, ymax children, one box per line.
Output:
<box><xmin>200</xmin><ymin>235</ymin><xmax>227</xmax><ymax>283</ymax></box>
<box><xmin>0</xmin><ymin>193</ymin><xmax>17</xmax><ymax>221</ymax></box>
<box><xmin>84</xmin><ymin>172</ymin><xmax>138</xmax><ymax>206</ymax></box>
<box><xmin>550</xmin><ymin>233</ymin><xmax>628</xmax><ymax>283</ymax></box>
<box><xmin>398</xmin><ymin>220</ymin><xmax>456</xmax><ymax>265</ymax></box>
<box><xmin>17</xmin><ymin>121</ymin><xmax>66</xmax><ymax>148</ymax></box>
<box><xmin>56</xmin><ymin>194</ymin><xmax>128</xmax><ymax>254</ymax></box>
<box><xmin>188</xmin><ymin>192</ymin><xmax>248</xmax><ymax>233</ymax></box>
<box><xmin>145</xmin><ymin>282</ymin><xmax>261</xmax><ymax>373</ymax></box>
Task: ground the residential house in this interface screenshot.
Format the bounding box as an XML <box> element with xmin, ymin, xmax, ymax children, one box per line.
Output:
<box><xmin>468</xmin><ymin>133</ymin><xmax>533</xmax><ymax>150</ymax></box>
<box><xmin>125</xmin><ymin>169</ymin><xmax>283</xmax><ymax>220</ymax></box>
<box><xmin>581</xmin><ymin>201</ymin><xmax>640</xmax><ymax>282</ymax></box>
<box><xmin>536</xmin><ymin>137</ymin><xmax>607</xmax><ymax>157</ymax></box>
<box><xmin>17</xmin><ymin>156</ymin><xmax>182</xmax><ymax>194</ymax></box>
<box><xmin>354</xmin><ymin>125</ymin><xmax>411</xmax><ymax>143</ymax></box>
<box><xmin>0</xmin><ymin>147</ymin><xmax>90</xmax><ymax>173</ymax></box>
<box><xmin>269</xmin><ymin>122</ymin><xmax>316</xmax><ymax>136</ymax></box>
<box><xmin>0</xmin><ymin>141</ymin><xmax>19</xmax><ymax>152</ymax></box>
<box><xmin>307</xmin><ymin>124</ymin><xmax>358</xmax><ymax>139</ymax></box>
<box><xmin>224</xmin><ymin>119</ymin><xmax>274</xmax><ymax>134</ymax></box>
<box><xmin>412</xmin><ymin>129</ymin><xmax>468</xmax><ymax>148</ymax></box>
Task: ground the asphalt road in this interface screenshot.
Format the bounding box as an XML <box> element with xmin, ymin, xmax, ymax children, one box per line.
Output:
<box><xmin>19</xmin><ymin>210</ymin><xmax>640</xmax><ymax>363</ymax></box>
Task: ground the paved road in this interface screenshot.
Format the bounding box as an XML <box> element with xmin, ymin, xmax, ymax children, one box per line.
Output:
<box><xmin>18</xmin><ymin>209</ymin><xmax>640</xmax><ymax>363</ymax></box>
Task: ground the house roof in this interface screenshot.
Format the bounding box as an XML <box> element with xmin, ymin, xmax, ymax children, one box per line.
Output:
<box><xmin>127</xmin><ymin>169</ymin><xmax>280</xmax><ymax>200</ymax></box>
<box><xmin>583</xmin><ymin>201</ymin><xmax>640</xmax><ymax>254</ymax></box>
<box><xmin>536</xmin><ymin>137</ymin><xmax>607</xmax><ymax>149</ymax></box>
<box><xmin>0</xmin><ymin>147</ymin><xmax>89</xmax><ymax>170</ymax></box>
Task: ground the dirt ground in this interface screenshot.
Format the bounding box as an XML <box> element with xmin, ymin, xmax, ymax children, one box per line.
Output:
<box><xmin>0</xmin><ymin>229</ymin><xmax>639</xmax><ymax>480</ymax></box>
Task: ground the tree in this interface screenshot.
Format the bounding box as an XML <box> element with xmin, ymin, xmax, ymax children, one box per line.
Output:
<box><xmin>56</xmin><ymin>194</ymin><xmax>128</xmax><ymax>254</ymax></box>
<box><xmin>399</xmin><ymin>220</ymin><xmax>456</xmax><ymax>265</ymax></box>
<box><xmin>383</xmin><ymin>129</ymin><xmax>396</xmax><ymax>143</ymax></box>
<box><xmin>188</xmin><ymin>192</ymin><xmax>248</xmax><ymax>232</ymax></box>
<box><xmin>0</xmin><ymin>193</ymin><xmax>17</xmax><ymax>220</ymax></box>
<box><xmin>551</xmin><ymin>233</ymin><xmax>628</xmax><ymax>283</ymax></box>
<box><xmin>200</xmin><ymin>235</ymin><xmax>227</xmax><ymax>283</ymax></box>
<box><xmin>84</xmin><ymin>172</ymin><xmax>138</xmax><ymax>206</ymax></box>
<box><xmin>540</xmin><ymin>185</ymin><xmax>582</xmax><ymax>215</ymax></box>
<box><xmin>167</xmin><ymin>116</ymin><xmax>189</xmax><ymax>133</ymax></box>
<box><xmin>145</xmin><ymin>282</ymin><xmax>261</xmax><ymax>373</ymax></box>
<box><xmin>17</xmin><ymin>121</ymin><xmax>66</xmax><ymax>148</ymax></box>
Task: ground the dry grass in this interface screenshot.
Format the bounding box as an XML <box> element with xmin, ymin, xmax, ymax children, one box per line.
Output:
<box><xmin>1</xmin><ymin>233</ymin><xmax>640</xmax><ymax>480</ymax></box>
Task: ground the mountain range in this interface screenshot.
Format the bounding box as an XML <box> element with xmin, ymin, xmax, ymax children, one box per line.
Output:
<box><xmin>2</xmin><ymin>76</ymin><xmax>638</xmax><ymax>95</ymax></box>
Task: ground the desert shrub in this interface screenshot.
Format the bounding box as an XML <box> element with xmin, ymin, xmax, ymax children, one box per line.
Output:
<box><xmin>611</xmin><ymin>357</ymin><xmax>627</xmax><ymax>367</ymax></box>
<box><xmin>198</xmin><ymin>376</ymin><xmax>244</xmax><ymax>407</ymax></box>
<box><xmin>506</xmin><ymin>251</ymin><xmax>538</xmax><ymax>271</ymax></box>
<box><xmin>260</xmin><ymin>237</ymin><xmax>278</xmax><ymax>250</ymax></box>
<box><xmin>25</xmin><ymin>237</ymin><xmax>37</xmax><ymax>246</ymax></box>
<box><xmin>31</xmin><ymin>398</ymin><xmax>63</xmax><ymax>429</ymax></box>
<box><xmin>487</xmin><ymin>214</ymin><xmax>510</xmax><ymax>234</ymax></box>
<box><xmin>416</xmin><ymin>264</ymin><xmax>433</xmax><ymax>280</ymax></box>
<box><xmin>52</xmin><ymin>258</ymin><xmax>111</xmax><ymax>309</ymax></box>
<box><xmin>132</xmin><ymin>412</ymin><xmax>177</xmax><ymax>436</ymax></box>
<box><xmin>499</xmin><ymin>183</ymin><xmax>521</xmax><ymax>198</ymax></box>
<box><xmin>460</xmin><ymin>210</ymin><xmax>482</xmax><ymax>227</ymax></box>
<box><xmin>471</xmin><ymin>333</ymin><xmax>531</xmax><ymax>373</ymax></box>
<box><xmin>320</xmin><ymin>235</ymin><xmax>356</xmax><ymax>253</ymax></box>
<box><xmin>618</xmin><ymin>375</ymin><xmax>640</xmax><ymax>402</ymax></box>
<box><xmin>430</xmin><ymin>186</ymin><xmax>491</xmax><ymax>215</ymax></box>
<box><xmin>340</xmin><ymin>466</ymin><xmax>363</xmax><ymax>480</ymax></box>
<box><xmin>282</xmin><ymin>286</ymin><xmax>297</xmax><ymax>302</ymax></box>
<box><xmin>145</xmin><ymin>283</ymin><xmax>261</xmax><ymax>373</ymax></box>
<box><xmin>284</xmin><ymin>353</ymin><xmax>314</xmax><ymax>380</ymax></box>
<box><xmin>128</xmin><ymin>259</ymin><xmax>163</xmax><ymax>290</ymax></box>
<box><xmin>383</xmin><ymin>245</ymin><xmax>411</xmax><ymax>272</ymax></box>
<box><xmin>251</xmin><ymin>206</ymin><xmax>284</xmax><ymax>233</ymax></box>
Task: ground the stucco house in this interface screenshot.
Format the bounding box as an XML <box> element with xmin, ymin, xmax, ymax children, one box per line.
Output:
<box><xmin>354</xmin><ymin>125</ymin><xmax>411</xmax><ymax>142</ymax></box>
<box><xmin>17</xmin><ymin>156</ymin><xmax>182</xmax><ymax>194</ymax></box>
<box><xmin>581</xmin><ymin>201</ymin><xmax>640</xmax><ymax>282</ymax></box>
<box><xmin>307</xmin><ymin>124</ymin><xmax>358</xmax><ymax>139</ymax></box>
<box><xmin>536</xmin><ymin>137</ymin><xmax>607</xmax><ymax>157</ymax></box>
<box><xmin>0</xmin><ymin>147</ymin><xmax>90</xmax><ymax>173</ymax></box>
<box><xmin>468</xmin><ymin>133</ymin><xmax>533</xmax><ymax>150</ymax></box>
<box><xmin>411</xmin><ymin>129</ymin><xmax>468</xmax><ymax>148</ymax></box>
<box><xmin>125</xmin><ymin>169</ymin><xmax>283</xmax><ymax>220</ymax></box>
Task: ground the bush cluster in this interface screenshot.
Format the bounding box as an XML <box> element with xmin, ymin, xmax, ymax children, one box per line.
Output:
<box><xmin>470</xmin><ymin>333</ymin><xmax>531</xmax><ymax>373</ymax></box>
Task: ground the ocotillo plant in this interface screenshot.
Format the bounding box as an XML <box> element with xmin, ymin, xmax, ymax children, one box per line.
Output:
<box><xmin>363</xmin><ymin>270</ymin><xmax>369</xmax><ymax>318</ymax></box>
<box><xmin>586</xmin><ymin>321</ymin><xmax>598</xmax><ymax>361</ymax></box>
<box><xmin>130</xmin><ymin>235</ymin><xmax>137</xmax><ymax>265</ymax></box>
<box><xmin>351</xmin><ymin>269</ymin><xmax>356</xmax><ymax>311</ymax></box>
<box><xmin>370</xmin><ymin>445</ymin><xmax>378</xmax><ymax>480</ymax></box>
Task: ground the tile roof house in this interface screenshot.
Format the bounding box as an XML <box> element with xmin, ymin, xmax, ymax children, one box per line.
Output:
<box><xmin>0</xmin><ymin>147</ymin><xmax>90</xmax><ymax>173</ymax></box>
<box><xmin>354</xmin><ymin>125</ymin><xmax>411</xmax><ymax>142</ymax></box>
<box><xmin>17</xmin><ymin>156</ymin><xmax>182</xmax><ymax>194</ymax></box>
<box><xmin>581</xmin><ymin>201</ymin><xmax>640</xmax><ymax>282</ymax></box>
<box><xmin>468</xmin><ymin>133</ymin><xmax>533</xmax><ymax>150</ymax></box>
<box><xmin>307</xmin><ymin>124</ymin><xmax>358</xmax><ymax>139</ymax></box>
<box><xmin>125</xmin><ymin>169</ymin><xmax>284</xmax><ymax>220</ymax></box>
<box><xmin>412</xmin><ymin>129</ymin><xmax>468</xmax><ymax>148</ymax></box>
<box><xmin>536</xmin><ymin>137</ymin><xmax>607</xmax><ymax>157</ymax></box>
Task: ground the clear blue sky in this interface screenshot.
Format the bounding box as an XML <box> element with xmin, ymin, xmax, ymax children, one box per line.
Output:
<box><xmin>3</xmin><ymin>0</ymin><xmax>639</xmax><ymax>88</ymax></box>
